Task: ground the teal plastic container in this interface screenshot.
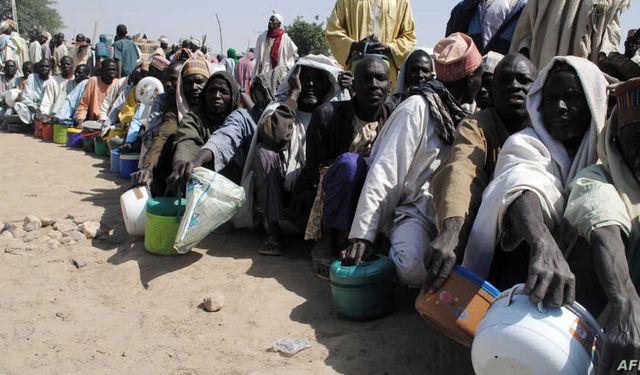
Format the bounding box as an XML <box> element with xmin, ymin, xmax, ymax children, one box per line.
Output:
<box><xmin>144</xmin><ymin>197</ymin><xmax>186</xmax><ymax>256</ymax></box>
<box><xmin>329</xmin><ymin>254</ymin><xmax>395</xmax><ymax>320</ymax></box>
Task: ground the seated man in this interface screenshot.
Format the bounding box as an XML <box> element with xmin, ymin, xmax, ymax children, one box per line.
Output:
<box><xmin>301</xmin><ymin>56</ymin><xmax>392</xmax><ymax>276</ymax></box>
<box><xmin>75</xmin><ymin>58</ymin><xmax>118</xmax><ymax>126</ymax></box>
<box><xmin>563</xmin><ymin>78</ymin><xmax>640</xmax><ymax>373</ymax></box>
<box><xmin>168</xmin><ymin>71</ymin><xmax>241</xmax><ymax>189</ymax></box>
<box><xmin>131</xmin><ymin>60</ymin><xmax>187</xmax><ymax>195</ymax></box>
<box><xmin>20</xmin><ymin>59</ymin><xmax>51</xmax><ymax>126</ymax></box>
<box><xmin>148</xmin><ymin>54</ymin><xmax>170</xmax><ymax>80</ymax></box>
<box><xmin>39</xmin><ymin>56</ymin><xmax>77</xmax><ymax>119</ymax></box>
<box><xmin>388</xmin><ymin>48</ymin><xmax>434</xmax><ymax>107</ymax></box>
<box><xmin>0</xmin><ymin>59</ymin><xmax>18</xmax><ymax>120</ymax></box>
<box><xmin>462</xmin><ymin>56</ymin><xmax>608</xmax><ymax>308</ymax></box>
<box><xmin>0</xmin><ymin>59</ymin><xmax>18</xmax><ymax>92</ymax></box>
<box><xmin>16</xmin><ymin>61</ymin><xmax>33</xmax><ymax>90</ymax></box>
<box><xmin>54</xmin><ymin>64</ymin><xmax>90</xmax><ymax>122</ymax></box>
<box><xmin>243</xmin><ymin>55</ymin><xmax>347</xmax><ymax>255</ymax></box>
<box><xmin>346</xmin><ymin>33</ymin><xmax>482</xmax><ymax>287</ymax></box>
<box><xmin>476</xmin><ymin>51</ymin><xmax>504</xmax><ymax>110</ymax></box>
<box><xmin>424</xmin><ymin>53</ymin><xmax>537</xmax><ymax>292</ymax></box>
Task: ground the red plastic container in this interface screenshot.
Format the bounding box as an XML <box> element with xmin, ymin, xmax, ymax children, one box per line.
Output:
<box><xmin>34</xmin><ymin>121</ymin><xmax>44</xmax><ymax>138</ymax></box>
<box><xmin>42</xmin><ymin>123</ymin><xmax>54</xmax><ymax>141</ymax></box>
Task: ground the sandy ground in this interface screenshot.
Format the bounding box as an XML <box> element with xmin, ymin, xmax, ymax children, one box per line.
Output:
<box><xmin>0</xmin><ymin>133</ymin><xmax>475</xmax><ymax>375</ymax></box>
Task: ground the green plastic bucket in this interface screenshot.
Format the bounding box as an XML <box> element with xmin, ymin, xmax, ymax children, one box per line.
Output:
<box><xmin>53</xmin><ymin>124</ymin><xmax>67</xmax><ymax>144</ymax></box>
<box><xmin>329</xmin><ymin>254</ymin><xmax>395</xmax><ymax>320</ymax></box>
<box><xmin>94</xmin><ymin>138</ymin><xmax>109</xmax><ymax>157</ymax></box>
<box><xmin>144</xmin><ymin>197</ymin><xmax>186</xmax><ymax>256</ymax></box>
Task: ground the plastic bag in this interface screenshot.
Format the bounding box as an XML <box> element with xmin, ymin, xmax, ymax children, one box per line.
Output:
<box><xmin>174</xmin><ymin>167</ymin><xmax>245</xmax><ymax>254</ymax></box>
<box><xmin>271</xmin><ymin>338</ymin><xmax>312</xmax><ymax>356</ymax></box>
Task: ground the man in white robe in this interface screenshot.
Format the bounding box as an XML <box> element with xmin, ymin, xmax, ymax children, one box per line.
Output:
<box><xmin>253</xmin><ymin>14</ymin><xmax>298</xmax><ymax>77</ymax></box>
<box><xmin>347</xmin><ymin>33</ymin><xmax>483</xmax><ymax>287</ymax></box>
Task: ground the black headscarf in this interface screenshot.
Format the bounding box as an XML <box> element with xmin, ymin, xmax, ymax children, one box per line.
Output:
<box><xmin>408</xmin><ymin>80</ymin><xmax>470</xmax><ymax>145</ymax></box>
<box><xmin>200</xmin><ymin>70</ymin><xmax>240</xmax><ymax>126</ymax></box>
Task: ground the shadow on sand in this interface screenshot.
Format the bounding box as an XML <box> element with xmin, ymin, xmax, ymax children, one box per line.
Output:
<box><xmin>73</xmin><ymin>152</ymin><xmax>475</xmax><ymax>374</ymax></box>
<box><xmin>71</xmin><ymin>155</ymin><xmax>201</xmax><ymax>289</ymax></box>
<box><xmin>200</xmin><ymin>232</ymin><xmax>476</xmax><ymax>374</ymax></box>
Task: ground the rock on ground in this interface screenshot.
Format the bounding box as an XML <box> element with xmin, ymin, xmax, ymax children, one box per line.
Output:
<box><xmin>202</xmin><ymin>293</ymin><xmax>225</xmax><ymax>312</ymax></box>
<box><xmin>47</xmin><ymin>230</ymin><xmax>63</xmax><ymax>241</ymax></box>
<box><xmin>0</xmin><ymin>231</ymin><xmax>15</xmax><ymax>252</ymax></box>
<box><xmin>68</xmin><ymin>231</ymin><xmax>86</xmax><ymax>242</ymax></box>
<box><xmin>80</xmin><ymin>221</ymin><xmax>101</xmax><ymax>239</ymax></box>
<box><xmin>59</xmin><ymin>236</ymin><xmax>76</xmax><ymax>246</ymax></box>
<box><xmin>23</xmin><ymin>215</ymin><xmax>42</xmax><ymax>232</ymax></box>
<box><xmin>72</xmin><ymin>259</ymin><xmax>87</xmax><ymax>268</ymax></box>
<box><xmin>10</xmin><ymin>227</ymin><xmax>26</xmax><ymax>239</ymax></box>
<box><xmin>53</xmin><ymin>219</ymin><xmax>78</xmax><ymax>234</ymax></box>
<box><xmin>41</xmin><ymin>217</ymin><xmax>55</xmax><ymax>227</ymax></box>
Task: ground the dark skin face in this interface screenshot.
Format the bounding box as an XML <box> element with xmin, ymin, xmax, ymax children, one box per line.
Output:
<box><xmin>4</xmin><ymin>60</ymin><xmax>17</xmax><ymax>78</ymax></box>
<box><xmin>128</xmin><ymin>68</ymin><xmax>146</xmax><ymax>86</ymax></box>
<box><xmin>23</xmin><ymin>63</ymin><xmax>33</xmax><ymax>76</ymax></box>
<box><xmin>442</xmin><ymin>67</ymin><xmax>483</xmax><ymax>105</ymax></box>
<box><xmin>100</xmin><ymin>61</ymin><xmax>118</xmax><ymax>85</ymax></box>
<box><xmin>298</xmin><ymin>66</ymin><xmax>331</xmax><ymax>113</ymax></box>
<box><xmin>38</xmin><ymin>60</ymin><xmax>51</xmax><ymax>80</ymax></box>
<box><xmin>353</xmin><ymin>58</ymin><xmax>390</xmax><ymax>113</ymax></box>
<box><xmin>476</xmin><ymin>72</ymin><xmax>494</xmax><ymax>110</ymax></box>
<box><xmin>164</xmin><ymin>63</ymin><xmax>182</xmax><ymax>96</ymax></box>
<box><xmin>492</xmin><ymin>54</ymin><xmax>538</xmax><ymax>130</ymax></box>
<box><xmin>59</xmin><ymin>56</ymin><xmax>73</xmax><ymax>78</ymax></box>
<box><xmin>148</xmin><ymin>66</ymin><xmax>164</xmax><ymax>81</ymax></box>
<box><xmin>38</xmin><ymin>35</ymin><xmax>47</xmax><ymax>45</ymax></box>
<box><xmin>205</xmin><ymin>77</ymin><xmax>232</xmax><ymax>115</ymax></box>
<box><xmin>542</xmin><ymin>69</ymin><xmax>591</xmax><ymax>153</ymax></box>
<box><xmin>268</xmin><ymin>16</ymin><xmax>281</xmax><ymax>33</ymax></box>
<box><xmin>618</xmin><ymin>123</ymin><xmax>640</xmax><ymax>183</ymax></box>
<box><xmin>74</xmin><ymin>65</ymin><xmax>89</xmax><ymax>83</ymax></box>
<box><xmin>184</xmin><ymin>74</ymin><xmax>208</xmax><ymax>106</ymax></box>
<box><xmin>404</xmin><ymin>54</ymin><xmax>433</xmax><ymax>89</ymax></box>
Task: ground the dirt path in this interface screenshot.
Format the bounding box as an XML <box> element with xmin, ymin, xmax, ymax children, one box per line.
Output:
<box><xmin>0</xmin><ymin>133</ymin><xmax>475</xmax><ymax>374</ymax></box>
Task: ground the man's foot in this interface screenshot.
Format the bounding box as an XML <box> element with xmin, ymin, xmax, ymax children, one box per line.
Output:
<box><xmin>258</xmin><ymin>237</ymin><xmax>284</xmax><ymax>256</ymax></box>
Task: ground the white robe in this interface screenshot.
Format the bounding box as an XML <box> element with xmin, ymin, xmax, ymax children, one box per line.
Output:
<box><xmin>348</xmin><ymin>95</ymin><xmax>450</xmax><ymax>286</ymax></box>
<box><xmin>40</xmin><ymin>75</ymin><xmax>77</xmax><ymax>116</ymax></box>
<box><xmin>462</xmin><ymin>56</ymin><xmax>609</xmax><ymax>278</ymax></box>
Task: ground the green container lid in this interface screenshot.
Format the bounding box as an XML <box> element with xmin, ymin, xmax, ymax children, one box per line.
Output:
<box><xmin>330</xmin><ymin>254</ymin><xmax>395</xmax><ymax>286</ymax></box>
<box><xmin>146</xmin><ymin>197</ymin><xmax>186</xmax><ymax>217</ymax></box>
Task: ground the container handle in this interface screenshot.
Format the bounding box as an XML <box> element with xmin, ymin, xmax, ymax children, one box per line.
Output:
<box><xmin>505</xmin><ymin>285</ymin><xmax>548</xmax><ymax>314</ymax></box>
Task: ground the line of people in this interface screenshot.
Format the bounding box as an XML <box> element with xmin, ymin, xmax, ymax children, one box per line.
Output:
<box><xmin>1</xmin><ymin>0</ymin><xmax>639</xmax><ymax>372</ymax></box>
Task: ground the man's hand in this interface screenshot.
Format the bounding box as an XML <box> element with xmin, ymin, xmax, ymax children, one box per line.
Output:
<box><xmin>192</xmin><ymin>149</ymin><xmax>214</xmax><ymax>169</ymax></box>
<box><xmin>166</xmin><ymin>160</ymin><xmax>193</xmax><ymax>190</ymax></box>
<box><xmin>119</xmin><ymin>142</ymin><xmax>133</xmax><ymax>155</ymax></box>
<box><xmin>288</xmin><ymin>65</ymin><xmax>302</xmax><ymax>96</ymax></box>
<box><xmin>423</xmin><ymin>217</ymin><xmax>465</xmax><ymax>292</ymax></box>
<box><xmin>599</xmin><ymin>297</ymin><xmax>640</xmax><ymax>375</ymax></box>
<box><xmin>525</xmin><ymin>241</ymin><xmax>576</xmax><ymax>308</ymax></box>
<box><xmin>131</xmin><ymin>166</ymin><xmax>153</xmax><ymax>187</ymax></box>
<box><xmin>338</xmin><ymin>71</ymin><xmax>354</xmax><ymax>91</ymax></box>
<box><xmin>341</xmin><ymin>239</ymin><xmax>372</xmax><ymax>266</ymax></box>
<box><xmin>367</xmin><ymin>42</ymin><xmax>391</xmax><ymax>58</ymax></box>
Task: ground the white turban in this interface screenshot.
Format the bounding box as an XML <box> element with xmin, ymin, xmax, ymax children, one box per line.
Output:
<box><xmin>272</xmin><ymin>13</ymin><xmax>284</xmax><ymax>24</ymax></box>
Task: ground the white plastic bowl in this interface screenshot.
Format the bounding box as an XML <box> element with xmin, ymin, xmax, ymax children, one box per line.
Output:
<box><xmin>472</xmin><ymin>284</ymin><xmax>604</xmax><ymax>375</ymax></box>
<box><xmin>120</xmin><ymin>186</ymin><xmax>151</xmax><ymax>236</ymax></box>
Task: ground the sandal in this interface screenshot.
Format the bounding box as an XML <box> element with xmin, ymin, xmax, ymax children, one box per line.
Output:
<box><xmin>258</xmin><ymin>239</ymin><xmax>285</xmax><ymax>256</ymax></box>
